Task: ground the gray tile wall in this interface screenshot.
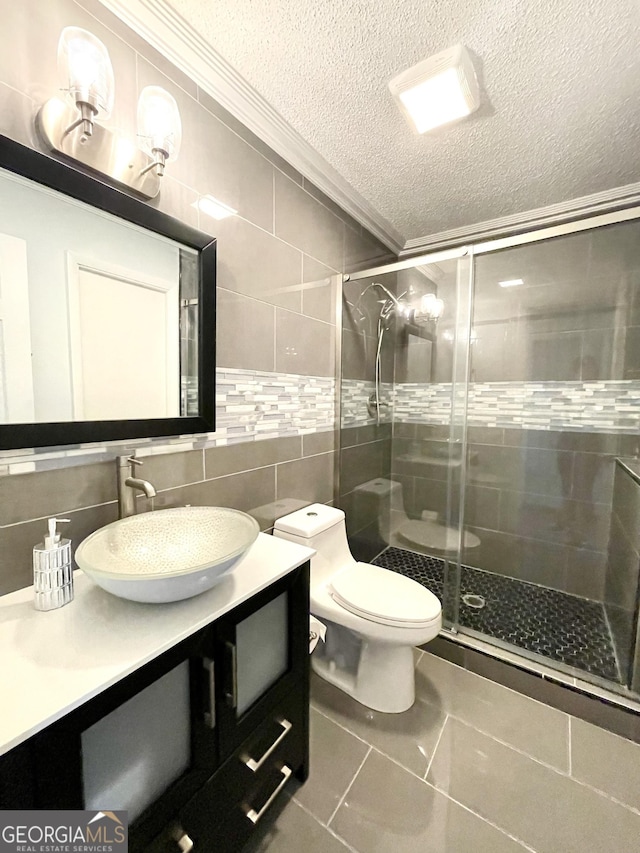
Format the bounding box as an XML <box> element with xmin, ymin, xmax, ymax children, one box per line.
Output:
<box><xmin>604</xmin><ymin>461</ymin><xmax>640</xmax><ymax>688</ymax></box>
<box><xmin>338</xmin><ymin>279</ymin><xmax>397</xmax><ymax>560</ymax></box>
<box><xmin>391</xmin><ymin>423</ymin><xmax>633</xmax><ymax>598</ymax></box>
<box><xmin>0</xmin><ymin>0</ymin><xmax>393</xmax><ymax>594</ymax></box>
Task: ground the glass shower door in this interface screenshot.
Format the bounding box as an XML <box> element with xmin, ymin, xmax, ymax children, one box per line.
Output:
<box><xmin>456</xmin><ymin>219</ymin><xmax>640</xmax><ymax>691</ymax></box>
<box><xmin>338</xmin><ymin>250</ymin><xmax>474</xmax><ymax>633</ymax></box>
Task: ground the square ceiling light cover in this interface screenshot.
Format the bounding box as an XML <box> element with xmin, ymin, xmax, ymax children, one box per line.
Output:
<box><xmin>389</xmin><ymin>44</ymin><xmax>480</xmax><ymax>134</ymax></box>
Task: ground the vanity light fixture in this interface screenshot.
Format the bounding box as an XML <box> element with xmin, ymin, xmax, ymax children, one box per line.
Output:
<box><xmin>37</xmin><ymin>27</ymin><xmax>181</xmax><ymax>198</ymax></box>
<box><xmin>498</xmin><ymin>278</ymin><xmax>524</xmax><ymax>288</ymax></box>
<box><xmin>192</xmin><ymin>195</ymin><xmax>238</xmax><ymax>220</ymax></box>
<box><xmin>137</xmin><ymin>86</ymin><xmax>182</xmax><ymax>177</ymax></box>
<box><xmin>410</xmin><ymin>293</ymin><xmax>445</xmax><ymax>324</ymax></box>
<box><xmin>389</xmin><ymin>44</ymin><xmax>480</xmax><ymax>134</ymax></box>
<box><xmin>57</xmin><ymin>26</ymin><xmax>114</xmax><ymax>139</ymax></box>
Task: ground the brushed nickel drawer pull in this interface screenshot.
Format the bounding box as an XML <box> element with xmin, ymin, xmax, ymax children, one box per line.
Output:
<box><xmin>202</xmin><ymin>657</ymin><xmax>215</xmax><ymax>729</ymax></box>
<box><xmin>245</xmin><ymin>765</ymin><xmax>292</xmax><ymax>824</ymax></box>
<box><xmin>243</xmin><ymin>718</ymin><xmax>292</xmax><ymax>772</ymax></box>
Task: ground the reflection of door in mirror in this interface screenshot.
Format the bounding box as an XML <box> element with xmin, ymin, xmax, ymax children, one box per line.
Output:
<box><xmin>0</xmin><ymin>167</ymin><xmax>193</xmax><ymax>425</ymax></box>
<box><xmin>0</xmin><ymin>234</ymin><xmax>34</xmax><ymax>422</ymax></box>
<box><xmin>67</xmin><ymin>257</ymin><xmax>179</xmax><ymax>420</ymax></box>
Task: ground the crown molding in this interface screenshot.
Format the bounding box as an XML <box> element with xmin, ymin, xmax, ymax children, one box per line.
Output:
<box><xmin>98</xmin><ymin>0</ymin><xmax>404</xmax><ymax>254</ymax></box>
<box><xmin>401</xmin><ymin>181</ymin><xmax>640</xmax><ymax>256</ymax></box>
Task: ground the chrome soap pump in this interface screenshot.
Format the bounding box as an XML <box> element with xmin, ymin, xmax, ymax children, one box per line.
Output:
<box><xmin>33</xmin><ymin>517</ymin><xmax>73</xmax><ymax>611</ymax></box>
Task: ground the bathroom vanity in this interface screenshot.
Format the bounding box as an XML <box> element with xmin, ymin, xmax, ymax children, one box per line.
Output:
<box><xmin>0</xmin><ymin>534</ymin><xmax>313</xmax><ymax>852</ymax></box>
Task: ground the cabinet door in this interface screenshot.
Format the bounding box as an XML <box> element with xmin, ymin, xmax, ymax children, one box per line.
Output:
<box><xmin>24</xmin><ymin>626</ymin><xmax>219</xmax><ymax>849</ymax></box>
<box><xmin>215</xmin><ymin>564</ymin><xmax>309</xmax><ymax>758</ymax></box>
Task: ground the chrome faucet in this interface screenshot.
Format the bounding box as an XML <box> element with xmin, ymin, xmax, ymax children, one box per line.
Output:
<box><xmin>117</xmin><ymin>454</ymin><xmax>157</xmax><ymax>519</ymax></box>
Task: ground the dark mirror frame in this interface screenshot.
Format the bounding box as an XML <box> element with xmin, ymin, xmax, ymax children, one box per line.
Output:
<box><xmin>0</xmin><ymin>134</ymin><xmax>216</xmax><ymax>450</ymax></box>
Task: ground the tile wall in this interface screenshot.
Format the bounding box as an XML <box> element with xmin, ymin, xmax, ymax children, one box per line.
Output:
<box><xmin>339</xmin><ymin>277</ymin><xmax>396</xmax><ymax>560</ymax></box>
<box><xmin>0</xmin><ymin>0</ymin><xmax>393</xmax><ymax>595</ymax></box>
<box><xmin>605</xmin><ymin>460</ymin><xmax>640</xmax><ymax>688</ymax></box>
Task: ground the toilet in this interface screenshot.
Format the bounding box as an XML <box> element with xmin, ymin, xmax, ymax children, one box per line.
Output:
<box><xmin>273</xmin><ymin>503</ymin><xmax>442</xmax><ymax>713</ymax></box>
<box><xmin>353</xmin><ymin>477</ymin><xmax>481</xmax><ymax>555</ymax></box>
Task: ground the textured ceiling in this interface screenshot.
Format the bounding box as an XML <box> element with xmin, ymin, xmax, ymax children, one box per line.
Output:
<box><xmin>165</xmin><ymin>0</ymin><xmax>640</xmax><ymax>243</ymax></box>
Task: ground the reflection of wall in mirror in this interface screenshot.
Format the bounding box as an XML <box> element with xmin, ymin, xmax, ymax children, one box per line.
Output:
<box><xmin>0</xmin><ymin>171</ymin><xmax>182</xmax><ymax>423</ymax></box>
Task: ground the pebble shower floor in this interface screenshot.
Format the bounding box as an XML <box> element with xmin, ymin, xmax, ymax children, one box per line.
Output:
<box><xmin>372</xmin><ymin>546</ymin><xmax>620</xmax><ymax>683</ymax></box>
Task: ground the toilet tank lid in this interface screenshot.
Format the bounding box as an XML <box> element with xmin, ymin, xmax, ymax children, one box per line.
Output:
<box><xmin>273</xmin><ymin>503</ymin><xmax>344</xmax><ymax>537</ymax></box>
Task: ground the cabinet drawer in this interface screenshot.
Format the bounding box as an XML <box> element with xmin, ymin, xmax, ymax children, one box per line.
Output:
<box><xmin>175</xmin><ymin>687</ymin><xmax>307</xmax><ymax>853</ymax></box>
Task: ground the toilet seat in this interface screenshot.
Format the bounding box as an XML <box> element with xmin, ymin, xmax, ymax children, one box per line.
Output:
<box><xmin>329</xmin><ymin>562</ymin><xmax>441</xmax><ymax>628</ymax></box>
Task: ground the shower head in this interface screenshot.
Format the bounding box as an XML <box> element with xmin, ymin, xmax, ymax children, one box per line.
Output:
<box><xmin>372</xmin><ymin>282</ymin><xmax>401</xmax><ymax>305</ymax></box>
<box><xmin>371</xmin><ymin>282</ymin><xmax>410</xmax><ymax>324</ymax></box>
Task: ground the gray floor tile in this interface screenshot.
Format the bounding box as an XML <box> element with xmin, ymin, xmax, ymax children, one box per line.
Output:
<box><xmin>571</xmin><ymin>716</ymin><xmax>640</xmax><ymax>810</ymax></box>
<box><xmin>245</xmin><ymin>797</ymin><xmax>351</xmax><ymax>853</ymax></box>
<box><xmin>330</xmin><ymin>750</ymin><xmax>528</xmax><ymax>853</ymax></box>
<box><xmin>311</xmin><ymin>670</ymin><xmax>447</xmax><ymax>777</ymax></box>
<box><xmin>427</xmin><ymin>717</ymin><xmax>640</xmax><ymax>853</ymax></box>
<box><xmin>417</xmin><ymin>653</ymin><xmax>570</xmax><ymax>770</ymax></box>
<box><xmin>294</xmin><ymin>708</ymin><xmax>370</xmax><ymax>823</ymax></box>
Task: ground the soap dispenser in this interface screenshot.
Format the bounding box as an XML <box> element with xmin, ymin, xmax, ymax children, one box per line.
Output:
<box><xmin>33</xmin><ymin>518</ymin><xmax>73</xmax><ymax>611</ymax></box>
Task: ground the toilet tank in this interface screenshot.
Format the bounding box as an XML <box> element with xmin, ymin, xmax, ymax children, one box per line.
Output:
<box><xmin>273</xmin><ymin>503</ymin><xmax>355</xmax><ymax>586</ymax></box>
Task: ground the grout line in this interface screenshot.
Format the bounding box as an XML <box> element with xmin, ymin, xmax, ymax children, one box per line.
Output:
<box><xmin>425</xmin><ymin>781</ymin><xmax>537</xmax><ymax>853</ymax></box>
<box><xmin>368</xmin><ymin>745</ymin><xmax>425</xmax><ymax>784</ymax></box>
<box><xmin>290</xmin><ymin>800</ymin><xmax>359</xmax><ymax>853</ymax></box>
<box><xmin>444</xmin><ymin>715</ymin><xmax>640</xmax><ymax>814</ymax></box>
<box><xmin>420</xmin><ymin>648</ymin><xmax>578</xmax><ymax>719</ymax></box>
<box><xmin>445</xmin><ymin>713</ymin><xmax>572</xmax><ymax>777</ymax></box>
<box><xmin>309</xmin><ymin>704</ymin><xmax>372</xmax><ymax>748</ymax></box>
<box><xmin>568</xmin><ymin>716</ymin><xmax>572</xmax><ymax>777</ymax></box>
<box><xmin>423</xmin><ymin>714</ymin><xmax>448</xmax><ymax>780</ymax></box>
<box><xmin>309</xmin><ymin>704</ymin><xmax>431</xmax><ymax>783</ymax></box>
<box><xmin>326</xmin><ymin>745</ymin><xmax>372</xmax><ymax>828</ymax></box>
<box><xmin>1</xmin><ymin>500</ymin><xmax>119</xmax><ymax>530</ymax></box>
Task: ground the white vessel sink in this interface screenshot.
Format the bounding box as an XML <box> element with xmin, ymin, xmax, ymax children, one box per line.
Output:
<box><xmin>75</xmin><ymin>507</ymin><xmax>260</xmax><ymax>603</ymax></box>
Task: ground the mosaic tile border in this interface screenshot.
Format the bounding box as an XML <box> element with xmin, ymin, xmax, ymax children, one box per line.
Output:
<box><xmin>0</xmin><ymin>368</ymin><xmax>336</xmax><ymax>475</ymax></box>
<box><xmin>340</xmin><ymin>378</ymin><xmax>392</xmax><ymax>427</ymax></box>
<box><xmin>393</xmin><ymin>380</ymin><xmax>640</xmax><ymax>433</ymax></box>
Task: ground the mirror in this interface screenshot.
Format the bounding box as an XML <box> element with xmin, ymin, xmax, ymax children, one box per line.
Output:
<box><xmin>0</xmin><ymin>135</ymin><xmax>216</xmax><ymax>450</ymax></box>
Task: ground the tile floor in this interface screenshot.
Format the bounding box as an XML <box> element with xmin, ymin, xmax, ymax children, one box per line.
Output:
<box><xmin>247</xmin><ymin>651</ymin><xmax>640</xmax><ymax>853</ymax></box>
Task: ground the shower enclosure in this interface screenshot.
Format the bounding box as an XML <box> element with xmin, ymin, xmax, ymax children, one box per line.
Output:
<box><xmin>338</xmin><ymin>209</ymin><xmax>640</xmax><ymax>700</ymax></box>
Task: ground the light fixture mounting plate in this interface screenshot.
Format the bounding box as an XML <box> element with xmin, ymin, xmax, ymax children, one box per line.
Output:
<box><xmin>37</xmin><ymin>98</ymin><xmax>160</xmax><ymax>199</ymax></box>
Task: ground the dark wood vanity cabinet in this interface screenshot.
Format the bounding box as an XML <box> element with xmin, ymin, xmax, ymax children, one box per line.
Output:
<box><xmin>0</xmin><ymin>563</ymin><xmax>310</xmax><ymax>853</ymax></box>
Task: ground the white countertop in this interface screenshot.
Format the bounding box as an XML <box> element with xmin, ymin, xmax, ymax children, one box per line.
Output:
<box><xmin>0</xmin><ymin>533</ymin><xmax>314</xmax><ymax>756</ymax></box>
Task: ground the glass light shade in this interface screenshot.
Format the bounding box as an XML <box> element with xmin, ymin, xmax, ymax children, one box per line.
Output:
<box><xmin>58</xmin><ymin>27</ymin><xmax>114</xmax><ymax>119</ymax></box>
<box><xmin>421</xmin><ymin>293</ymin><xmax>444</xmax><ymax>319</ymax></box>
<box><xmin>137</xmin><ymin>86</ymin><xmax>182</xmax><ymax>162</ymax></box>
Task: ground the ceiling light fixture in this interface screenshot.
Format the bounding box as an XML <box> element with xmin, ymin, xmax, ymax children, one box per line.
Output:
<box><xmin>193</xmin><ymin>195</ymin><xmax>238</xmax><ymax>221</ymax></box>
<box><xmin>389</xmin><ymin>44</ymin><xmax>480</xmax><ymax>134</ymax></box>
<box><xmin>498</xmin><ymin>278</ymin><xmax>524</xmax><ymax>288</ymax></box>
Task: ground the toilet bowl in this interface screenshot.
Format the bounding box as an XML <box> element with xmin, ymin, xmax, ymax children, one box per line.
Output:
<box><xmin>273</xmin><ymin>503</ymin><xmax>441</xmax><ymax>713</ymax></box>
